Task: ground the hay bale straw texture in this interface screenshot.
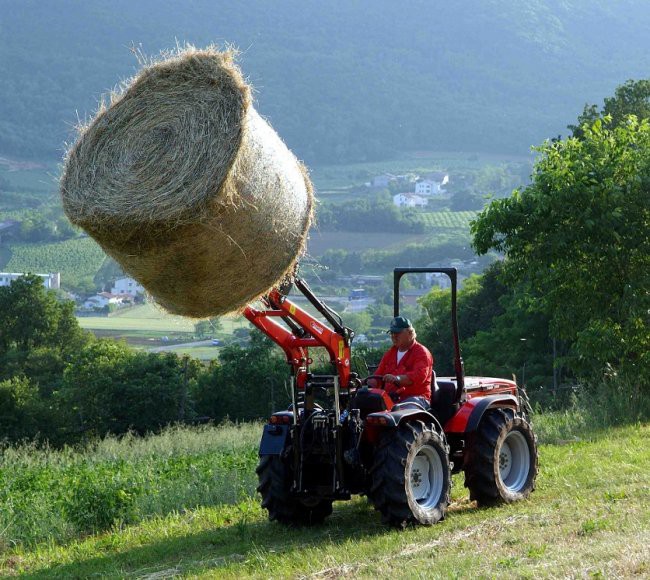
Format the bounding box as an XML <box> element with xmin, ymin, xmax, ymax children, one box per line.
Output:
<box><xmin>61</xmin><ymin>46</ymin><xmax>313</xmax><ymax>317</ymax></box>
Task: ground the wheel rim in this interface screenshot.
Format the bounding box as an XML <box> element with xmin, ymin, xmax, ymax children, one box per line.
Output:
<box><xmin>498</xmin><ymin>430</ymin><xmax>530</xmax><ymax>492</ymax></box>
<box><xmin>408</xmin><ymin>444</ymin><xmax>444</xmax><ymax>508</ymax></box>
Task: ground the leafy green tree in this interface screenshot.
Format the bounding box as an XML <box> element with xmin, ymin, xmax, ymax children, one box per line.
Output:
<box><xmin>316</xmin><ymin>192</ymin><xmax>425</xmax><ymax>233</ymax></box>
<box><xmin>60</xmin><ymin>342</ymin><xmax>202</xmax><ymax>438</ymax></box>
<box><xmin>0</xmin><ymin>275</ymin><xmax>86</xmax><ymax>354</ymax></box>
<box><xmin>472</xmin><ymin>118</ymin><xmax>650</xmax><ymax>382</ymax></box>
<box><xmin>417</xmin><ymin>264</ymin><xmax>558</xmax><ymax>395</ymax></box>
<box><xmin>569</xmin><ymin>79</ymin><xmax>650</xmax><ymax>139</ymax></box>
<box><xmin>194</xmin><ymin>318</ymin><xmax>223</xmax><ymax>339</ymax></box>
<box><xmin>418</xmin><ymin>265</ymin><xmax>507</xmax><ymax>375</ymax></box>
<box><xmin>343</xmin><ymin>311</ymin><xmax>372</xmax><ymax>335</ymax></box>
<box><xmin>463</xmin><ymin>292</ymin><xmax>555</xmax><ymax>390</ymax></box>
<box><xmin>450</xmin><ymin>188</ymin><xmax>484</xmax><ymax>211</ymax></box>
<box><xmin>193</xmin><ymin>333</ymin><xmax>290</xmax><ymax>422</ymax></box>
<box><xmin>0</xmin><ymin>376</ymin><xmax>41</xmax><ymax>440</ymax></box>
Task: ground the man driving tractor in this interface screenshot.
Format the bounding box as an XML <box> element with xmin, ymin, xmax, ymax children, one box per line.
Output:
<box><xmin>369</xmin><ymin>316</ymin><xmax>434</xmax><ymax>406</ymax></box>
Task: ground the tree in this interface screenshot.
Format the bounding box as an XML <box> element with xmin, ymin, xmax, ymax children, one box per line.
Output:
<box><xmin>60</xmin><ymin>341</ymin><xmax>202</xmax><ymax>438</ymax></box>
<box><xmin>193</xmin><ymin>333</ymin><xmax>289</xmax><ymax>422</ymax></box>
<box><xmin>0</xmin><ymin>275</ymin><xmax>87</xmax><ymax>355</ymax></box>
<box><xmin>569</xmin><ymin>79</ymin><xmax>650</xmax><ymax>139</ymax></box>
<box><xmin>194</xmin><ymin>318</ymin><xmax>223</xmax><ymax>339</ymax></box>
<box><xmin>416</xmin><ymin>264</ymin><xmax>561</xmax><ymax>397</ymax></box>
<box><xmin>472</xmin><ymin>117</ymin><xmax>650</xmax><ymax>382</ymax></box>
<box><xmin>451</xmin><ymin>188</ymin><xmax>485</xmax><ymax>211</ymax></box>
<box><xmin>0</xmin><ymin>376</ymin><xmax>41</xmax><ymax>440</ymax></box>
<box><xmin>343</xmin><ymin>311</ymin><xmax>372</xmax><ymax>335</ymax></box>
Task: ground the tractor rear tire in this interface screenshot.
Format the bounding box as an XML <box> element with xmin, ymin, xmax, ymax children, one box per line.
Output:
<box><xmin>464</xmin><ymin>408</ymin><xmax>538</xmax><ymax>506</ymax></box>
<box><xmin>256</xmin><ymin>455</ymin><xmax>333</xmax><ymax>526</ymax></box>
<box><xmin>368</xmin><ymin>420</ymin><xmax>451</xmax><ymax>527</ymax></box>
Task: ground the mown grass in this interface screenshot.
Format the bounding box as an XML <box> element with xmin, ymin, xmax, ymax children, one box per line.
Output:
<box><xmin>1</xmin><ymin>405</ymin><xmax>648</xmax><ymax>578</ymax></box>
<box><xmin>79</xmin><ymin>304</ymin><xmax>248</xmax><ymax>331</ymax></box>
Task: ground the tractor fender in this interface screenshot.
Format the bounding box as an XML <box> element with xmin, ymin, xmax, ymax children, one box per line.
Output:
<box><xmin>444</xmin><ymin>394</ymin><xmax>519</xmax><ymax>434</ymax></box>
<box><xmin>366</xmin><ymin>405</ymin><xmax>443</xmax><ymax>431</ymax></box>
<box><xmin>259</xmin><ymin>423</ymin><xmax>290</xmax><ymax>455</ymax></box>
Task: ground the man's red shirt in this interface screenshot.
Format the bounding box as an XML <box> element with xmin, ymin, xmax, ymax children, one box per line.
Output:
<box><xmin>375</xmin><ymin>340</ymin><xmax>434</xmax><ymax>401</ymax></box>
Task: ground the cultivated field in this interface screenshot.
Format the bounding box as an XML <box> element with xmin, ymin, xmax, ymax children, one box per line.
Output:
<box><xmin>4</xmin><ymin>237</ymin><xmax>105</xmax><ymax>288</ymax></box>
<box><xmin>419</xmin><ymin>211</ymin><xmax>478</xmax><ymax>229</ymax></box>
<box><xmin>306</xmin><ymin>230</ymin><xmax>433</xmax><ymax>257</ymax></box>
<box><xmin>1</xmin><ymin>418</ymin><xmax>647</xmax><ymax>578</ymax></box>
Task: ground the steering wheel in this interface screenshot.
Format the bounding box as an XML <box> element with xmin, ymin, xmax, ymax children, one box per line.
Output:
<box><xmin>362</xmin><ymin>374</ymin><xmax>385</xmax><ymax>388</ymax></box>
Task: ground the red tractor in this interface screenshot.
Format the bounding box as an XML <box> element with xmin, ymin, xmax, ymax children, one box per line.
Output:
<box><xmin>245</xmin><ymin>268</ymin><xmax>538</xmax><ymax>527</ymax></box>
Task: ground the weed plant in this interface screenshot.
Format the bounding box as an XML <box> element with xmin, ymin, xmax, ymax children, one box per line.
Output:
<box><xmin>533</xmin><ymin>376</ymin><xmax>650</xmax><ymax>444</ymax></box>
<box><xmin>0</xmin><ymin>422</ymin><xmax>261</xmax><ymax>551</ymax></box>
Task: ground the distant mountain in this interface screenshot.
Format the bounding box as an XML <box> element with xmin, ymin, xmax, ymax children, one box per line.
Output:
<box><xmin>1</xmin><ymin>0</ymin><xmax>650</xmax><ymax>164</ymax></box>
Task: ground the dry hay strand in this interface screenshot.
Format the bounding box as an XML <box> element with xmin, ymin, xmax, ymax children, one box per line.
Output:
<box><xmin>61</xmin><ymin>45</ymin><xmax>313</xmax><ymax>317</ymax></box>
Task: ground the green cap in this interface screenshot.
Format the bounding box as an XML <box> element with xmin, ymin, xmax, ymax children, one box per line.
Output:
<box><xmin>388</xmin><ymin>316</ymin><xmax>412</xmax><ymax>333</ymax></box>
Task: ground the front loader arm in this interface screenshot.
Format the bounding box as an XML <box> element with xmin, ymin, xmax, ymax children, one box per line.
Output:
<box><xmin>243</xmin><ymin>281</ymin><xmax>352</xmax><ymax>389</ymax></box>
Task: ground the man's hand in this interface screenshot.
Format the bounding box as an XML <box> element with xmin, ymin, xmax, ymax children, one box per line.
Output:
<box><xmin>383</xmin><ymin>374</ymin><xmax>399</xmax><ymax>385</ymax></box>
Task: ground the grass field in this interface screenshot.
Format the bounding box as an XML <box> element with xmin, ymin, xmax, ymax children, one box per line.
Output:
<box><xmin>307</xmin><ymin>230</ymin><xmax>433</xmax><ymax>257</ymax></box>
<box><xmin>78</xmin><ymin>304</ymin><xmax>197</xmax><ymax>333</ymax></box>
<box><xmin>0</xmin><ymin>417</ymin><xmax>647</xmax><ymax>578</ymax></box>
<box><xmin>79</xmin><ymin>303</ymin><xmax>248</xmax><ymax>333</ymax></box>
<box><xmin>78</xmin><ymin>304</ymin><xmax>250</xmax><ymax>356</ymax></box>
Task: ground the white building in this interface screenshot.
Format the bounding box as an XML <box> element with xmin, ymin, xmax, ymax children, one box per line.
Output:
<box><xmin>0</xmin><ymin>272</ymin><xmax>60</xmax><ymax>289</ymax></box>
<box><xmin>83</xmin><ymin>292</ymin><xmax>130</xmax><ymax>309</ymax></box>
<box><xmin>415</xmin><ymin>172</ymin><xmax>449</xmax><ymax>196</ymax></box>
<box><xmin>393</xmin><ymin>193</ymin><xmax>428</xmax><ymax>208</ymax></box>
<box><xmin>111</xmin><ymin>276</ymin><xmax>144</xmax><ymax>297</ymax></box>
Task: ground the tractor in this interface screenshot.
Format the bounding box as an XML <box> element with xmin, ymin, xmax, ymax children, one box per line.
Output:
<box><xmin>245</xmin><ymin>268</ymin><xmax>539</xmax><ymax>527</ymax></box>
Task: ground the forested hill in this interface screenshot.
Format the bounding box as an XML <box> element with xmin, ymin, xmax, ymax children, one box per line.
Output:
<box><xmin>2</xmin><ymin>0</ymin><xmax>650</xmax><ymax>164</ymax></box>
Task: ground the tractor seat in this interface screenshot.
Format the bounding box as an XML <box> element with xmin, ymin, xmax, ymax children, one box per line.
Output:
<box><xmin>430</xmin><ymin>375</ymin><xmax>460</xmax><ymax>425</ymax></box>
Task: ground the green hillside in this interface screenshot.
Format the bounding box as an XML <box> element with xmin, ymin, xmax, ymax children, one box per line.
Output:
<box><xmin>4</xmin><ymin>237</ymin><xmax>106</xmax><ymax>289</ymax></box>
<box><xmin>2</xmin><ymin>1</ymin><xmax>650</xmax><ymax>163</ymax></box>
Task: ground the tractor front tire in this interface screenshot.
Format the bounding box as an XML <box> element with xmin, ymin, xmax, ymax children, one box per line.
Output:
<box><xmin>256</xmin><ymin>455</ymin><xmax>333</xmax><ymax>526</ymax></box>
<box><xmin>369</xmin><ymin>420</ymin><xmax>451</xmax><ymax>527</ymax></box>
<box><xmin>464</xmin><ymin>408</ymin><xmax>539</xmax><ymax>506</ymax></box>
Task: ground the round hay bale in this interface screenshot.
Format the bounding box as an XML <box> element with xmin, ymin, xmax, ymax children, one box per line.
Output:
<box><xmin>61</xmin><ymin>46</ymin><xmax>313</xmax><ymax>317</ymax></box>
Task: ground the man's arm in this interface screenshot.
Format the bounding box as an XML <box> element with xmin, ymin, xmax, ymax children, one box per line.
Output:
<box><xmin>396</xmin><ymin>346</ymin><xmax>433</xmax><ymax>397</ymax></box>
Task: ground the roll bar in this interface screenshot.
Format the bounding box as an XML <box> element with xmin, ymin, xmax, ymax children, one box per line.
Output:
<box><xmin>393</xmin><ymin>267</ymin><xmax>465</xmax><ymax>400</ymax></box>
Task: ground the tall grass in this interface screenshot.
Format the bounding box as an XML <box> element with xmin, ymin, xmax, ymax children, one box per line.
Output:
<box><xmin>532</xmin><ymin>376</ymin><xmax>649</xmax><ymax>444</ymax></box>
<box><xmin>0</xmin><ymin>423</ymin><xmax>261</xmax><ymax>551</ymax></box>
